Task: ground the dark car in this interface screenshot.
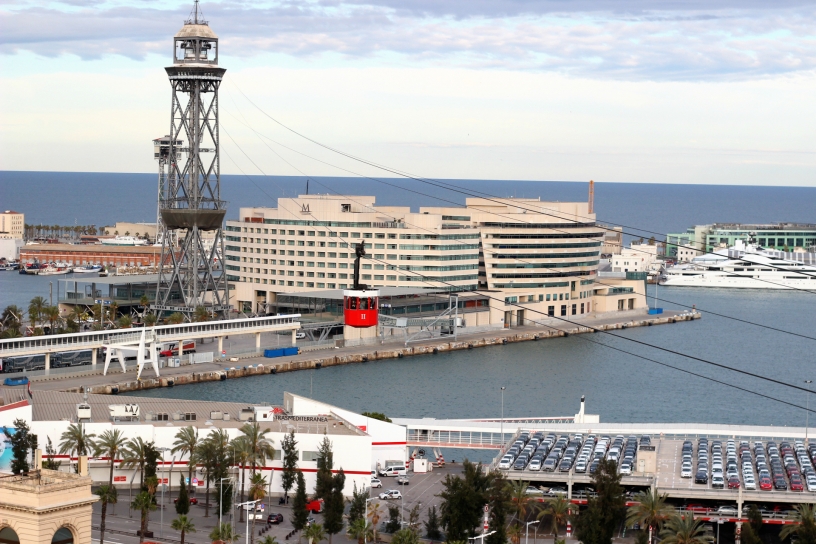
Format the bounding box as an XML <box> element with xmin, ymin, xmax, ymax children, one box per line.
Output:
<box><xmin>267</xmin><ymin>513</ymin><xmax>284</xmax><ymax>524</ymax></box>
<box><xmin>694</xmin><ymin>471</ymin><xmax>708</xmax><ymax>484</ymax></box>
<box><xmin>773</xmin><ymin>477</ymin><xmax>788</xmax><ymax>490</ymax></box>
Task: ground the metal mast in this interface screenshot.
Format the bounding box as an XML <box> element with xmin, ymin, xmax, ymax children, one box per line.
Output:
<box><xmin>154</xmin><ymin>1</ymin><xmax>229</xmax><ymax>319</ymax></box>
<box><xmin>152</xmin><ymin>135</ymin><xmax>183</xmax><ymax>246</ymax></box>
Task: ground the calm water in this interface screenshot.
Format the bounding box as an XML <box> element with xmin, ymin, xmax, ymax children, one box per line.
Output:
<box><xmin>123</xmin><ymin>287</ymin><xmax>816</xmax><ymax>429</ymax></box>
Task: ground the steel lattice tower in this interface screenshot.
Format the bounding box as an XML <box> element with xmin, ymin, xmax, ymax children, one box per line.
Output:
<box><xmin>154</xmin><ymin>1</ymin><xmax>229</xmax><ymax>319</ymax></box>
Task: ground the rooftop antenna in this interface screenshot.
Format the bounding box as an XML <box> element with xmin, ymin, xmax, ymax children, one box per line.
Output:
<box><xmin>588</xmin><ymin>180</ymin><xmax>595</xmax><ymax>214</ymax></box>
<box><xmin>306</xmin><ymin>179</ymin><xmax>310</xmax><ymax>195</ymax></box>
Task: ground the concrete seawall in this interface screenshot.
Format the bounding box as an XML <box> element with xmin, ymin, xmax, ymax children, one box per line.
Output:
<box><xmin>83</xmin><ymin>311</ymin><xmax>700</xmax><ymax>395</ymax></box>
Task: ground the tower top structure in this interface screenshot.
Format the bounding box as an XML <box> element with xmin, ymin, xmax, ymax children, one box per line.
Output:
<box><xmin>172</xmin><ymin>0</ymin><xmax>219</xmax><ymax>66</ymax></box>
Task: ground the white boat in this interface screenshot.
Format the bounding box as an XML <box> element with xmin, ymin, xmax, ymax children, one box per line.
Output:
<box><xmin>73</xmin><ymin>265</ymin><xmax>103</xmax><ymax>274</ymax></box>
<box><xmin>101</xmin><ymin>236</ymin><xmax>148</xmax><ymax>246</ymax></box>
<box><xmin>39</xmin><ymin>263</ymin><xmax>73</xmax><ymax>276</ymax></box>
<box><xmin>661</xmin><ymin>238</ymin><xmax>816</xmax><ymax>290</ymax></box>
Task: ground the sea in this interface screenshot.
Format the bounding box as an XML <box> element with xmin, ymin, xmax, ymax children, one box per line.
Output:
<box><xmin>1</xmin><ymin>172</ymin><xmax>815</xmax><ymax>437</ymax></box>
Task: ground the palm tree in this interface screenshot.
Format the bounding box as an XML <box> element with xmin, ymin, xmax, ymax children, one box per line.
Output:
<box><xmin>260</xmin><ymin>537</ymin><xmax>279</xmax><ymax>544</ymax></box>
<box><xmin>171</xmin><ymin>515</ymin><xmax>196</xmax><ymax>544</ymax></box>
<box><xmin>116</xmin><ymin>315</ymin><xmax>133</xmax><ymax>329</ymax></box>
<box><xmin>659</xmin><ymin>514</ymin><xmax>711</xmax><ymax>544</ymax></box>
<box><xmin>507</xmin><ymin>524</ymin><xmax>522</xmax><ymax>544</ymax></box>
<box><xmin>139</xmin><ymin>295</ymin><xmax>150</xmax><ymax>318</ymax></box>
<box><xmin>195</xmin><ymin>437</ymin><xmax>218</xmax><ymax>518</ymax></box>
<box><xmin>168</xmin><ymin>312</ymin><xmax>185</xmax><ymax>324</ymax></box>
<box><xmin>144</xmin><ymin>312</ymin><xmax>158</xmax><ymax>327</ymax></box>
<box><xmin>58</xmin><ymin>423</ymin><xmax>96</xmax><ymax>472</ymax></box>
<box><xmin>43</xmin><ymin>305</ymin><xmax>62</xmax><ymax>333</ymax></box>
<box><xmin>367</xmin><ymin>501</ymin><xmax>383</xmax><ymax>543</ymax></box>
<box><xmin>239</xmin><ymin>422</ymin><xmax>275</xmax><ymax>475</ymax></box>
<box><xmin>95</xmin><ymin>429</ymin><xmax>127</xmax><ymax>488</ymax></box>
<box><xmin>172</xmin><ymin>426</ymin><xmax>199</xmax><ymax>493</ymax></box>
<box><xmin>507</xmin><ymin>480</ymin><xmax>533</xmax><ymax>521</ymax></box>
<box><xmin>304</xmin><ymin>523</ymin><xmax>326</xmax><ymax>544</ymax></box>
<box><xmin>537</xmin><ymin>495</ymin><xmax>574</xmax><ymax>538</ymax></box>
<box><xmin>96</xmin><ymin>485</ymin><xmax>118</xmax><ymax>544</ymax></box>
<box><xmin>210</xmin><ymin>522</ymin><xmax>241</xmax><ymax>542</ymax></box>
<box><xmin>194</xmin><ymin>305</ymin><xmax>210</xmax><ymax>322</ymax></box>
<box><xmin>232</xmin><ymin>436</ymin><xmax>252</xmax><ymax>522</ymax></box>
<box><xmin>347</xmin><ymin>519</ymin><xmax>374</xmax><ymax>544</ymax></box>
<box><xmin>28</xmin><ymin>296</ymin><xmax>47</xmax><ymax>329</ymax></box>
<box><xmin>132</xmin><ymin>491</ymin><xmax>157</xmax><ymax>544</ymax></box>
<box><xmin>248</xmin><ymin>473</ymin><xmax>268</xmax><ymax>544</ymax></box>
<box><xmin>780</xmin><ymin>504</ymin><xmax>816</xmax><ymax>541</ymax></box>
<box><xmin>122</xmin><ymin>437</ymin><xmax>150</xmax><ymax>488</ymax></box>
<box><xmin>626</xmin><ymin>490</ymin><xmax>673</xmax><ymax>542</ymax></box>
<box><xmin>391</xmin><ymin>529</ymin><xmax>419</xmax><ymax>544</ymax></box>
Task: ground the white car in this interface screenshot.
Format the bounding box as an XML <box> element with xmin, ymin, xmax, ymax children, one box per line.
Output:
<box><xmin>379</xmin><ymin>490</ymin><xmax>402</xmax><ymax>500</ymax></box>
<box><xmin>525</xmin><ymin>486</ymin><xmax>544</xmax><ymax>495</ymax></box>
<box><xmin>498</xmin><ymin>456</ymin><xmax>513</xmax><ymax>470</ymax></box>
<box><xmin>370</xmin><ymin>478</ymin><xmax>383</xmax><ymax>489</ymax></box>
<box><xmin>744</xmin><ymin>478</ymin><xmax>757</xmax><ymax>490</ymax></box>
<box><xmin>681</xmin><ymin>466</ymin><xmax>693</xmax><ymax>478</ymax></box>
<box><xmin>807</xmin><ymin>475</ymin><xmax>816</xmax><ymax>492</ymax></box>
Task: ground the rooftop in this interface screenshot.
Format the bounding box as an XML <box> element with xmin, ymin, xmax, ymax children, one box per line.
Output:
<box><xmin>0</xmin><ymin>469</ymin><xmax>92</xmax><ymax>494</ymax></box>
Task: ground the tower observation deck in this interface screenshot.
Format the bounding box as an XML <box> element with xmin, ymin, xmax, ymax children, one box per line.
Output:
<box><xmin>154</xmin><ymin>1</ymin><xmax>229</xmax><ymax>319</ymax></box>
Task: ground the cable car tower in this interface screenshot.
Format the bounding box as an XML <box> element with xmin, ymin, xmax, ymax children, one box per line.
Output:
<box><xmin>152</xmin><ymin>135</ymin><xmax>183</xmax><ymax>246</ymax></box>
<box><xmin>154</xmin><ymin>0</ymin><xmax>230</xmax><ymax>319</ymax></box>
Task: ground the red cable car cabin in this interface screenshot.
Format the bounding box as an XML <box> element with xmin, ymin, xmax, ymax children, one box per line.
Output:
<box><xmin>343</xmin><ymin>289</ymin><xmax>379</xmax><ymax>328</ymax></box>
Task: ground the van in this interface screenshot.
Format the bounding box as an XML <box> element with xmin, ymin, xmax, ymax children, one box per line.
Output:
<box><xmin>380</xmin><ymin>466</ymin><xmax>407</xmax><ymax>477</ymax></box>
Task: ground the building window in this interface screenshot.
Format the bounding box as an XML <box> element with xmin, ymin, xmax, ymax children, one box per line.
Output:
<box><xmin>561</xmin><ymin>305</ymin><xmax>567</xmax><ymax>316</ymax></box>
<box><xmin>302</xmin><ymin>451</ymin><xmax>320</xmax><ymax>462</ymax></box>
<box><xmin>156</xmin><ymin>413</ymin><xmax>169</xmax><ymax>421</ymax></box>
<box><xmin>581</xmin><ymin>303</ymin><xmax>585</xmax><ymax>313</ymax></box>
<box><xmin>374</xmin><ymin>275</ymin><xmax>384</xmax><ymax>280</ymax></box>
<box><xmin>184</xmin><ymin>413</ymin><xmax>197</xmax><ymax>421</ymax></box>
<box><xmin>548</xmin><ymin>306</ymin><xmax>555</xmax><ymax>316</ymax></box>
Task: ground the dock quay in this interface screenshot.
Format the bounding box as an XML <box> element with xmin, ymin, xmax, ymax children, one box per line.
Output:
<box><xmin>6</xmin><ymin>309</ymin><xmax>700</xmax><ymax>395</ymax></box>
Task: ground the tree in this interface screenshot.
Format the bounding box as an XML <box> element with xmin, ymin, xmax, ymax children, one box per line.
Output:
<box><xmin>116</xmin><ymin>315</ymin><xmax>133</xmax><ymax>329</ymax></box>
<box><xmin>347</xmin><ymin>519</ymin><xmax>374</xmax><ymax>544</ymax></box>
<box><xmin>508</xmin><ymin>479</ymin><xmax>533</xmax><ymax>521</ymax></box>
<box><xmin>324</xmin><ymin>469</ymin><xmax>346</xmax><ymax>544</ymax></box>
<box><xmin>368</xmin><ymin>500</ymin><xmax>384</xmax><ymax>541</ymax></box>
<box><xmin>391</xmin><ymin>529</ymin><xmax>419</xmax><ymax>544</ymax></box>
<box><xmin>386</xmin><ymin>504</ymin><xmax>401</xmax><ymax>533</ymax></box>
<box><xmin>139</xmin><ymin>295</ymin><xmax>150</xmax><ymax>317</ymax></box>
<box><xmin>210</xmin><ymin>523</ymin><xmax>241</xmax><ymax>543</ymax></box>
<box><xmin>780</xmin><ymin>504</ymin><xmax>816</xmax><ymax>542</ymax></box>
<box><xmin>43</xmin><ymin>305</ymin><xmax>62</xmax><ymax>333</ymax></box>
<box><xmin>144</xmin><ymin>313</ymin><xmax>158</xmax><ymax>327</ymax></box>
<box><xmin>361</xmin><ymin>411</ymin><xmax>392</xmax><ymax>422</ymax></box>
<box><xmin>232</xmin><ymin>436</ymin><xmax>252</xmax><ymax>522</ymax></box>
<box><xmin>3</xmin><ymin>418</ymin><xmax>36</xmax><ymax>474</ymax></box>
<box><xmin>207</xmin><ymin>429</ymin><xmax>234</xmax><ymax>515</ymax></box>
<box><xmin>94</xmin><ymin>429</ymin><xmax>127</xmax><ymax>488</ymax></box>
<box><xmin>281</xmin><ymin>430</ymin><xmax>299</xmax><ymax>498</ymax></box>
<box><xmin>348</xmin><ymin>483</ymin><xmax>368</xmax><ymax>524</ymax></box>
<box><xmin>171</xmin><ymin>515</ymin><xmax>196</xmax><ymax>544</ymax></box>
<box><xmin>172</xmin><ymin>426</ymin><xmax>199</xmax><ymax>493</ymax></box>
<box><xmin>43</xmin><ymin>437</ymin><xmax>61</xmax><ymax>470</ymax></box>
<box><xmin>96</xmin><ymin>485</ymin><xmax>118</xmax><ymax>544</ymax></box>
<box><xmin>292</xmin><ymin>471</ymin><xmax>309</xmax><ymax>531</ymax></box>
<box><xmin>304</xmin><ymin>523</ymin><xmax>326</xmax><ymax>544</ymax></box>
<box><xmin>260</xmin><ymin>537</ymin><xmax>280</xmax><ymax>544</ymax></box>
<box><xmin>439</xmin><ymin>460</ymin><xmax>493</xmax><ymax>541</ymax></box>
<box><xmin>217</xmin><ymin>480</ymin><xmax>234</xmax><ymax>516</ymax></box>
<box><xmin>485</xmin><ymin>471</ymin><xmax>511</xmax><ymax>544</ymax></box>
<box><xmin>507</xmin><ymin>524</ymin><xmax>522</xmax><ymax>544</ymax></box>
<box><xmin>746</xmin><ymin>504</ymin><xmax>763</xmax><ymax>535</ymax></box>
<box><xmin>315</xmin><ymin>436</ymin><xmax>334</xmax><ymax>500</ymax></box>
<box><xmin>239</xmin><ymin>421</ymin><xmax>275</xmax><ymax>476</ymax></box>
<box><xmin>59</xmin><ymin>423</ymin><xmax>96</xmax><ymax>473</ymax></box>
<box><xmin>132</xmin><ymin>491</ymin><xmax>157</xmax><ymax>543</ymax></box>
<box><xmin>425</xmin><ymin>505</ymin><xmax>442</xmax><ymax>540</ymax></box>
<box><xmin>196</xmin><ymin>437</ymin><xmax>217</xmax><ymax>518</ymax></box>
<box><xmin>194</xmin><ymin>305</ymin><xmax>210</xmax><ymax>322</ymax></box>
<box><xmin>249</xmin><ymin>473</ymin><xmax>268</xmax><ymax>544</ymax></box>
<box><xmin>122</xmin><ymin>437</ymin><xmax>151</xmax><ymax>489</ymax></box>
<box><xmin>168</xmin><ymin>312</ymin><xmax>185</xmax><ymax>324</ymax></box>
<box><xmin>658</xmin><ymin>514</ymin><xmax>710</xmax><ymax>544</ymax></box>
<box><xmin>28</xmin><ymin>296</ymin><xmax>47</xmax><ymax>329</ymax></box>
<box><xmin>625</xmin><ymin>490</ymin><xmax>673</xmax><ymax>541</ymax></box>
<box><xmin>176</xmin><ymin>474</ymin><xmax>190</xmax><ymax>515</ymax></box>
<box><xmin>573</xmin><ymin>459</ymin><xmax>625</xmax><ymax>544</ymax></box>
<box><xmin>740</xmin><ymin>522</ymin><xmax>762</xmax><ymax>544</ymax></box>
<box><xmin>538</xmin><ymin>496</ymin><xmax>574</xmax><ymax>538</ymax></box>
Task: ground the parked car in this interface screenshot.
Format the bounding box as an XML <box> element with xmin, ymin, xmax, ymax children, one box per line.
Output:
<box><xmin>396</xmin><ymin>476</ymin><xmax>410</xmax><ymax>485</ymax></box>
<box><xmin>267</xmin><ymin>513</ymin><xmax>284</xmax><ymax>524</ymax></box>
<box><xmin>525</xmin><ymin>486</ymin><xmax>544</xmax><ymax>496</ymax></box>
<box><xmin>694</xmin><ymin>471</ymin><xmax>708</xmax><ymax>485</ymax></box>
<box><xmin>175</xmin><ymin>497</ymin><xmax>199</xmax><ymax>505</ymax></box>
<box><xmin>370</xmin><ymin>478</ymin><xmax>383</xmax><ymax>488</ymax></box>
<box><xmin>379</xmin><ymin>489</ymin><xmax>403</xmax><ymax>500</ymax></box>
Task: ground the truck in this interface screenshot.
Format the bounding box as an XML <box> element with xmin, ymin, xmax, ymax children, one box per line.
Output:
<box><xmin>305</xmin><ymin>499</ymin><xmax>324</xmax><ymax>513</ymax></box>
<box><xmin>159</xmin><ymin>341</ymin><xmax>196</xmax><ymax>358</ymax></box>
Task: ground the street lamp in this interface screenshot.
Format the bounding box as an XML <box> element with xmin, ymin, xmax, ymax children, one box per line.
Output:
<box><xmin>237</xmin><ymin>500</ymin><xmax>259</xmax><ymax>544</ymax></box>
<box><xmin>469</xmin><ymin>530</ymin><xmax>496</xmax><ymax>544</ymax></box>
<box><xmin>500</xmin><ymin>386</ymin><xmax>506</xmax><ymax>444</ymax></box>
<box><xmin>525</xmin><ymin>520</ymin><xmax>539</xmax><ymax>544</ymax></box>
<box><xmin>806</xmin><ymin>380</ymin><xmax>813</xmax><ymax>444</ymax></box>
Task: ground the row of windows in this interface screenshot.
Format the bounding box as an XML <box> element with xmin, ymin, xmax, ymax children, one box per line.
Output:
<box><xmin>494</xmin><ymin>282</ymin><xmax>570</xmax><ymax>289</ymax></box>
<box><xmin>400</xmin><ymin>264</ymin><xmax>479</xmax><ymax>272</ymax></box>
<box><xmin>491</xmin><ymin>242</ymin><xmax>601</xmax><ymax>249</ymax></box>
<box><xmin>492</xmin><ymin>251</ymin><xmax>600</xmax><ymax>259</ymax></box>
<box><xmin>399</xmin><ymin>233</ymin><xmax>481</xmax><ymax>240</ymax></box>
<box><xmin>234</xmin><ymin>278</ymin><xmax>478</xmax><ymax>289</ymax></box>
<box><xmin>398</xmin><ymin>244</ymin><xmax>480</xmax><ymax>251</ymax></box>
<box><xmin>489</xmin><ymin>233</ymin><xmax>605</xmax><ymax>240</ymax></box>
<box><xmin>483</xmin><ymin>222</ymin><xmax>596</xmax><ymax>229</ymax></box>
<box><xmin>492</xmin><ymin>260</ymin><xmax>599</xmax><ymax>269</ymax></box>
<box><xmin>505</xmin><ymin>290</ymin><xmax>591</xmax><ymax>304</ymax></box>
<box><xmin>400</xmin><ymin>254</ymin><xmax>478</xmax><ymax>261</ymax></box>
<box><xmin>491</xmin><ymin>271</ymin><xmax>595</xmax><ymax>279</ymax></box>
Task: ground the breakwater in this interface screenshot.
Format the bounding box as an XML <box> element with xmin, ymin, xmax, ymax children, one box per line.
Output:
<box><xmin>79</xmin><ymin>311</ymin><xmax>700</xmax><ymax>395</ymax></box>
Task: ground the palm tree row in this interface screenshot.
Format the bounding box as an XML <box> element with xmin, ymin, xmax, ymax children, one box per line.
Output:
<box><xmin>24</xmin><ymin>223</ymin><xmax>104</xmax><ymax>240</ymax></box>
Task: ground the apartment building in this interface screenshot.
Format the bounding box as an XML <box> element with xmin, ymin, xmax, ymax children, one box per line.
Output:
<box><xmin>224</xmin><ymin>195</ymin><xmax>626</xmax><ymax>326</ymax></box>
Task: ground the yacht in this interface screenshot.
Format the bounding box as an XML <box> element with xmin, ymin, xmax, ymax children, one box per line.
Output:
<box><xmin>101</xmin><ymin>236</ymin><xmax>148</xmax><ymax>246</ymax></box>
<box><xmin>661</xmin><ymin>238</ymin><xmax>816</xmax><ymax>290</ymax></box>
<box><xmin>73</xmin><ymin>264</ymin><xmax>103</xmax><ymax>274</ymax></box>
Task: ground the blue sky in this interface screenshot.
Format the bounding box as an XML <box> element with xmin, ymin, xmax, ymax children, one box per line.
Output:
<box><xmin>1</xmin><ymin>0</ymin><xmax>814</xmax><ymax>185</ymax></box>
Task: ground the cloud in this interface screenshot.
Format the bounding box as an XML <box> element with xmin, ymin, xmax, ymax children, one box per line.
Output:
<box><xmin>1</xmin><ymin>0</ymin><xmax>815</xmax><ymax>79</ymax></box>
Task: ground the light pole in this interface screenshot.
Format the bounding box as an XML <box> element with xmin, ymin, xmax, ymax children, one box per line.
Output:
<box><xmin>500</xmin><ymin>386</ymin><xmax>506</xmax><ymax>444</ymax></box>
<box><xmin>158</xmin><ymin>447</ymin><xmax>168</xmax><ymax>537</ymax></box>
<box><xmin>469</xmin><ymin>530</ymin><xmax>496</xmax><ymax>544</ymax></box>
<box><xmin>237</xmin><ymin>500</ymin><xmax>259</xmax><ymax>544</ymax></box>
<box><xmin>525</xmin><ymin>520</ymin><xmax>539</xmax><ymax>544</ymax></box>
<box><xmin>219</xmin><ymin>477</ymin><xmax>232</xmax><ymax>528</ymax></box>
<box><xmin>806</xmin><ymin>380</ymin><xmax>813</xmax><ymax>444</ymax></box>
<box><xmin>364</xmin><ymin>496</ymin><xmax>376</xmax><ymax>544</ymax></box>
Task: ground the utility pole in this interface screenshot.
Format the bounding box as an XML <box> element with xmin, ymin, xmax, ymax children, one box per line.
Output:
<box><xmin>500</xmin><ymin>386</ymin><xmax>505</xmax><ymax>444</ymax></box>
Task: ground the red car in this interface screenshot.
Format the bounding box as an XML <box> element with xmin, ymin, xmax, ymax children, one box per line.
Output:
<box><xmin>174</xmin><ymin>497</ymin><xmax>199</xmax><ymax>505</ymax></box>
<box><xmin>727</xmin><ymin>476</ymin><xmax>741</xmax><ymax>489</ymax></box>
<box><xmin>790</xmin><ymin>476</ymin><xmax>804</xmax><ymax>491</ymax></box>
<box><xmin>759</xmin><ymin>477</ymin><xmax>772</xmax><ymax>490</ymax></box>
<box><xmin>685</xmin><ymin>504</ymin><xmax>709</xmax><ymax>514</ymax></box>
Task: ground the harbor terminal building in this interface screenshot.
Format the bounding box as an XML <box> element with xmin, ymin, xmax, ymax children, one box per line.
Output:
<box><xmin>225</xmin><ymin>195</ymin><xmax>646</xmax><ymax>328</ymax></box>
<box><xmin>666</xmin><ymin>223</ymin><xmax>816</xmax><ymax>262</ymax></box>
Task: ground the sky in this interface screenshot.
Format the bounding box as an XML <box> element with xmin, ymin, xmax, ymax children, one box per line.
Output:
<box><xmin>1</xmin><ymin>0</ymin><xmax>815</xmax><ymax>186</ymax></box>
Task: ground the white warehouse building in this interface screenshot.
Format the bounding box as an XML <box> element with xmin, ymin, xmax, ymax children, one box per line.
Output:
<box><xmin>0</xmin><ymin>390</ymin><xmax>407</xmax><ymax>497</ymax></box>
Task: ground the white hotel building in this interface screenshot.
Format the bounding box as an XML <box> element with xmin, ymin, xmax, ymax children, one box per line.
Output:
<box><xmin>225</xmin><ymin>195</ymin><xmax>644</xmax><ymax>326</ymax></box>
